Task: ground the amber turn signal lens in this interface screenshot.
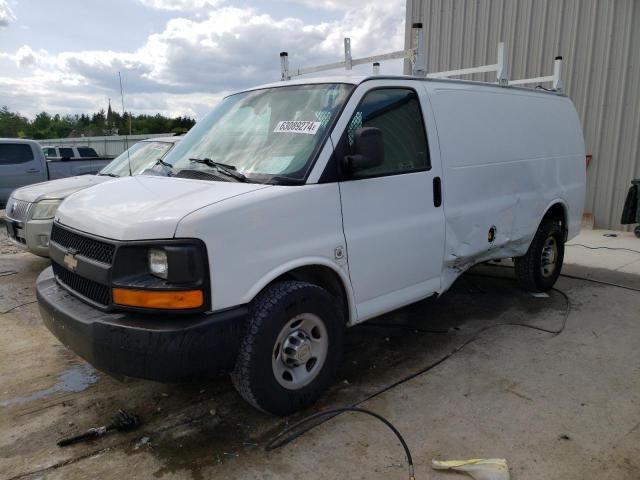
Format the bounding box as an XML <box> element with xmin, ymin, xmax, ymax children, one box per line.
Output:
<box><xmin>112</xmin><ymin>288</ymin><xmax>204</xmax><ymax>309</ymax></box>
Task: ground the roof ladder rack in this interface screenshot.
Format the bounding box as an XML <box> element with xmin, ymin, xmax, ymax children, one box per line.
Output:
<box><xmin>509</xmin><ymin>56</ymin><xmax>563</xmax><ymax>91</ymax></box>
<box><xmin>279</xmin><ymin>24</ymin><xmax>425</xmax><ymax>80</ymax></box>
<box><xmin>279</xmin><ymin>27</ymin><xmax>563</xmax><ymax>92</ymax></box>
<box><xmin>429</xmin><ymin>44</ymin><xmax>563</xmax><ymax>91</ymax></box>
<box><xmin>426</xmin><ymin>42</ymin><xmax>509</xmax><ymax>85</ymax></box>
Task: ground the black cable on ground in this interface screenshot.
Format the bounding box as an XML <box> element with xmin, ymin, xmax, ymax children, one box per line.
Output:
<box><xmin>265</xmin><ymin>407</ymin><xmax>415</xmax><ymax>479</ymax></box>
<box><xmin>351</xmin><ymin>286</ymin><xmax>570</xmax><ymax>410</ymax></box>
<box><xmin>266</xmin><ymin>275</ymin><xmax>573</xmax><ymax>479</ymax></box>
<box><xmin>359</xmin><ymin>322</ymin><xmax>449</xmax><ymax>334</ymax></box>
<box><xmin>482</xmin><ymin>262</ymin><xmax>640</xmax><ymax>293</ymax></box>
<box><xmin>558</xmin><ymin>273</ymin><xmax>640</xmax><ymax>292</ymax></box>
<box><xmin>567</xmin><ymin>243</ymin><xmax>640</xmax><ymax>254</ymax></box>
<box><xmin>0</xmin><ymin>300</ymin><xmax>37</xmax><ymax>314</ymax></box>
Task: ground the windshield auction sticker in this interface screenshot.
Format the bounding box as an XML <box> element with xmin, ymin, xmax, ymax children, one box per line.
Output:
<box><xmin>273</xmin><ymin>121</ymin><xmax>321</xmax><ymax>135</ymax></box>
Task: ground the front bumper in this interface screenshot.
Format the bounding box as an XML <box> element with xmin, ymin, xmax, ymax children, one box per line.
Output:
<box><xmin>37</xmin><ymin>267</ymin><xmax>247</xmax><ymax>381</ymax></box>
<box><xmin>4</xmin><ymin>217</ymin><xmax>52</xmax><ymax>257</ymax></box>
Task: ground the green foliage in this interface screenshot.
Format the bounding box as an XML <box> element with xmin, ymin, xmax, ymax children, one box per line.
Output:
<box><xmin>0</xmin><ymin>106</ymin><xmax>29</xmax><ymax>138</ymax></box>
<box><xmin>0</xmin><ymin>105</ymin><xmax>196</xmax><ymax>139</ymax></box>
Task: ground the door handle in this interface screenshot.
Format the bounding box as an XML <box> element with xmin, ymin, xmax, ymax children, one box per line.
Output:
<box><xmin>433</xmin><ymin>177</ymin><xmax>442</xmax><ymax>207</ymax></box>
<box><xmin>26</xmin><ymin>169</ymin><xmax>40</xmax><ymax>173</ymax></box>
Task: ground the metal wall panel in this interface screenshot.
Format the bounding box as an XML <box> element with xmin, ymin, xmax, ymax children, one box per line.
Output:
<box><xmin>406</xmin><ymin>0</ymin><xmax>640</xmax><ymax>230</ymax></box>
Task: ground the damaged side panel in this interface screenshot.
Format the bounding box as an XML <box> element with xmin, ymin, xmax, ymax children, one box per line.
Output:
<box><xmin>425</xmin><ymin>83</ymin><xmax>585</xmax><ymax>292</ymax></box>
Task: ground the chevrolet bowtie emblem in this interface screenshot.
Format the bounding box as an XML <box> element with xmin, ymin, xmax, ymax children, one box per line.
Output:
<box><xmin>63</xmin><ymin>252</ymin><xmax>78</xmax><ymax>271</ymax></box>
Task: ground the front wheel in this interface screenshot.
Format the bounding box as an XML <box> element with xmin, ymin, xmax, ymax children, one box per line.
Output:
<box><xmin>231</xmin><ymin>281</ymin><xmax>344</xmax><ymax>416</ymax></box>
<box><xmin>514</xmin><ymin>220</ymin><xmax>565</xmax><ymax>292</ymax></box>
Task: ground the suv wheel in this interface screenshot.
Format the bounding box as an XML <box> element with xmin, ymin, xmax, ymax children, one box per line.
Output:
<box><xmin>514</xmin><ymin>220</ymin><xmax>565</xmax><ymax>292</ymax></box>
<box><xmin>231</xmin><ymin>281</ymin><xmax>344</xmax><ymax>416</ymax></box>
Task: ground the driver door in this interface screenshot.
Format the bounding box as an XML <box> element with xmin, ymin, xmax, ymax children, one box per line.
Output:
<box><xmin>335</xmin><ymin>81</ymin><xmax>445</xmax><ymax>321</ymax></box>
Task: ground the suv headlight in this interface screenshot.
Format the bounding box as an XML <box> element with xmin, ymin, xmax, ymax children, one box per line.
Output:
<box><xmin>148</xmin><ymin>248</ymin><xmax>169</xmax><ymax>279</ymax></box>
<box><xmin>31</xmin><ymin>200</ymin><xmax>61</xmax><ymax>220</ymax></box>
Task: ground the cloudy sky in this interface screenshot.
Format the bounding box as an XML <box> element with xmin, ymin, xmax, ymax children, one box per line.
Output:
<box><xmin>0</xmin><ymin>0</ymin><xmax>406</xmax><ymax>119</ymax></box>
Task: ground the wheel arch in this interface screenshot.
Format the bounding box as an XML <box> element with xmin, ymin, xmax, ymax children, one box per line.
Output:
<box><xmin>540</xmin><ymin>199</ymin><xmax>569</xmax><ymax>241</ymax></box>
<box><xmin>242</xmin><ymin>258</ymin><xmax>356</xmax><ymax>326</ymax></box>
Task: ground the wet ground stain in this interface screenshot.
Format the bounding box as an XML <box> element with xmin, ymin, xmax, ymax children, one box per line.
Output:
<box><xmin>0</xmin><ymin>363</ymin><xmax>98</xmax><ymax>407</ymax></box>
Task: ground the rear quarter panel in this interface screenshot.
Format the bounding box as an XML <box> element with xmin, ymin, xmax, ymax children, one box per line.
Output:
<box><xmin>425</xmin><ymin>82</ymin><xmax>585</xmax><ymax>288</ymax></box>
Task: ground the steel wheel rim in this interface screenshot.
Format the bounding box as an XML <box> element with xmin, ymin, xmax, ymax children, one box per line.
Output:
<box><xmin>272</xmin><ymin>313</ymin><xmax>329</xmax><ymax>390</ymax></box>
<box><xmin>540</xmin><ymin>236</ymin><xmax>558</xmax><ymax>278</ymax></box>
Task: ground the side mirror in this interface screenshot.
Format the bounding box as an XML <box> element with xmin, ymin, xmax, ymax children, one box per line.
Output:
<box><xmin>343</xmin><ymin>127</ymin><xmax>384</xmax><ymax>172</ymax></box>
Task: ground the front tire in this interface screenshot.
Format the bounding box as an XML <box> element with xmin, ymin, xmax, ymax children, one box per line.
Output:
<box><xmin>514</xmin><ymin>220</ymin><xmax>565</xmax><ymax>292</ymax></box>
<box><xmin>231</xmin><ymin>281</ymin><xmax>344</xmax><ymax>416</ymax></box>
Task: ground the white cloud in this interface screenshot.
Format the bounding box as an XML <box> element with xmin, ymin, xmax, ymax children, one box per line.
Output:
<box><xmin>0</xmin><ymin>0</ymin><xmax>406</xmax><ymax>119</ymax></box>
<box><xmin>136</xmin><ymin>0</ymin><xmax>220</xmax><ymax>11</ymax></box>
<box><xmin>15</xmin><ymin>45</ymin><xmax>41</xmax><ymax>68</ymax></box>
<box><xmin>0</xmin><ymin>0</ymin><xmax>16</xmax><ymax>27</ymax></box>
<box><xmin>285</xmin><ymin>0</ymin><xmax>367</xmax><ymax>11</ymax></box>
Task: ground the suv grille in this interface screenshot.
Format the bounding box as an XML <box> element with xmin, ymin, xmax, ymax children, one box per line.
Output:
<box><xmin>52</xmin><ymin>263</ymin><xmax>111</xmax><ymax>306</ymax></box>
<box><xmin>51</xmin><ymin>224</ymin><xmax>115</xmax><ymax>264</ymax></box>
<box><xmin>5</xmin><ymin>198</ymin><xmax>31</xmax><ymax>222</ymax></box>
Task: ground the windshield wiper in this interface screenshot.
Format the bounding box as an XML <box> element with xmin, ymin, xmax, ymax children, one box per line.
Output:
<box><xmin>151</xmin><ymin>158</ymin><xmax>174</xmax><ymax>176</ymax></box>
<box><xmin>154</xmin><ymin>158</ymin><xmax>173</xmax><ymax>169</ymax></box>
<box><xmin>98</xmin><ymin>172</ymin><xmax>118</xmax><ymax>177</ymax></box>
<box><xmin>189</xmin><ymin>158</ymin><xmax>248</xmax><ymax>183</ymax></box>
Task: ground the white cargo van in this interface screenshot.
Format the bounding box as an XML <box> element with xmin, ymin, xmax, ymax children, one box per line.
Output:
<box><xmin>37</xmin><ymin>75</ymin><xmax>585</xmax><ymax>415</ymax></box>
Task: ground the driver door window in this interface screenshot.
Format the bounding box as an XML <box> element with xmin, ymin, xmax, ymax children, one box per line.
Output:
<box><xmin>343</xmin><ymin>88</ymin><xmax>430</xmax><ymax>179</ymax></box>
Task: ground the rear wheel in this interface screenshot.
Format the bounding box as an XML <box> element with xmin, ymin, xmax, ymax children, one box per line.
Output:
<box><xmin>231</xmin><ymin>280</ymin><xmax>344</xmax><ymax>416</ymax></box>
<box><xmin>634</xmin><ymin>225</ymin><xmax>640</xmax><ymax>238</ymax></box>
<box><xmin>514</xmin><ymin>220</ymin><xmax>565</xmax><ymax>292</ymax></box>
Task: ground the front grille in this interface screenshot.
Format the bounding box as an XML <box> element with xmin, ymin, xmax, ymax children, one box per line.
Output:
<box><xmin>51</xmin><ymin>224</ymin><xmax>115</xmax><ymax>264</ymax></box>
<box><xmin>52</xmin><ymin>262</ymin><xmax>111</xmax><ymax>306</ymax></box>
<box><xmin>5</xmin><ymin>198</ymin><xmax>31</xmax><ymax>222</ymax></box>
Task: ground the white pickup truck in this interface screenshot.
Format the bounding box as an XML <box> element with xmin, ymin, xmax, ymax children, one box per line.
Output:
<box><xmin>37</xmin><ymin>75</ymin><xmax>586</xmax><ymax>415</ymax></box>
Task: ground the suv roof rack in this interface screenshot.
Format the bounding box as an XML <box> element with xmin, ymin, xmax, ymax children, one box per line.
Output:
<box><xmin>279</xmin><ymin>23</ymin><xmax>563</xmax><ymax>92</ymax></box>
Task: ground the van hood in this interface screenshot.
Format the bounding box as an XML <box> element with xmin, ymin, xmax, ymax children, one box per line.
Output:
<box><xmin>55</xmin><ymin>175</ymin><xmax>270</xmax><ymax>240</ymax></box>
<box><xmin>11</xmin><ymin>175</ymin><xmax>111</xmax><ymax>203</ymax></box>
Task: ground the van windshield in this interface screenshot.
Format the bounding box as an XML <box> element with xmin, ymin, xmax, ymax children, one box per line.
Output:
<box><xmin>99</xmin><ymin>141</ymin><xmax>174</xmax><ymax>177</ymax></box>
<box><xmin>153</xmin><ymin>83</ymin><xmax>353</xmax><ymax>184</ymax></box>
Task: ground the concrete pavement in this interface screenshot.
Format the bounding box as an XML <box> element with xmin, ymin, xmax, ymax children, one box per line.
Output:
<box><xmin>1</xmin><ymin>225</ymin><xmax>639</xmax><ymax>480</ymax></box>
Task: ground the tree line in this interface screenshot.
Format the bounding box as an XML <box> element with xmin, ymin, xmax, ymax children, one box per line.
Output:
<box><xmin>0</xmin><ymin>105</ymin><xmax>196</xmax><ymax>139</ymax></box>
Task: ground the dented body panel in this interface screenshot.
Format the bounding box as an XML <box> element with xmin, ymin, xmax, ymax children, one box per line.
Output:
<box><xmin>424</xmin><ymin>82</ymin><xmax>585</xmax><ymax>291</ymax></box>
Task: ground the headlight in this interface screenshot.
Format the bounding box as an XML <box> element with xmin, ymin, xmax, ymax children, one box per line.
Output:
<box><xmin>148</xmin><ymin>248</ymin><xmax>168</xmax><ymax>279</ymax></box>
<box><xmin>31</xmin><ymin>200</ymin><xmax>61</xmax><ymax>220</ymax></box>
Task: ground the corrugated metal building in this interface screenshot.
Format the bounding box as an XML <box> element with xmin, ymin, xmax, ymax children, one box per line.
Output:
<box><xmin>404</xmin><ymin>0</ymin><xmax>640</xmax><ymax>230</ymax></box>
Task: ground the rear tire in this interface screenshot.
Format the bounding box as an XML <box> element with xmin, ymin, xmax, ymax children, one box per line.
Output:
<box><xmin>634</xmin><ymin>226</ymin><xmax>640</xmax><ymax>238</ymax></box>
<box><xmin>231</xmin><ymin>280</ymin><xmax>344</xmax><ymax>416</ymax></box>
<box><xmin>514</xmin><ymin>220</ymin><xmax>565</xmax><ymax>292</ymax></box>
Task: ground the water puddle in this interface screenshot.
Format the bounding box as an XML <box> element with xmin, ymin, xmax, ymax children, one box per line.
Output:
<box><xmin>0</xmin><ymin>363</ymin><xmax>98</xmax><ymax>407</ymax></box>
